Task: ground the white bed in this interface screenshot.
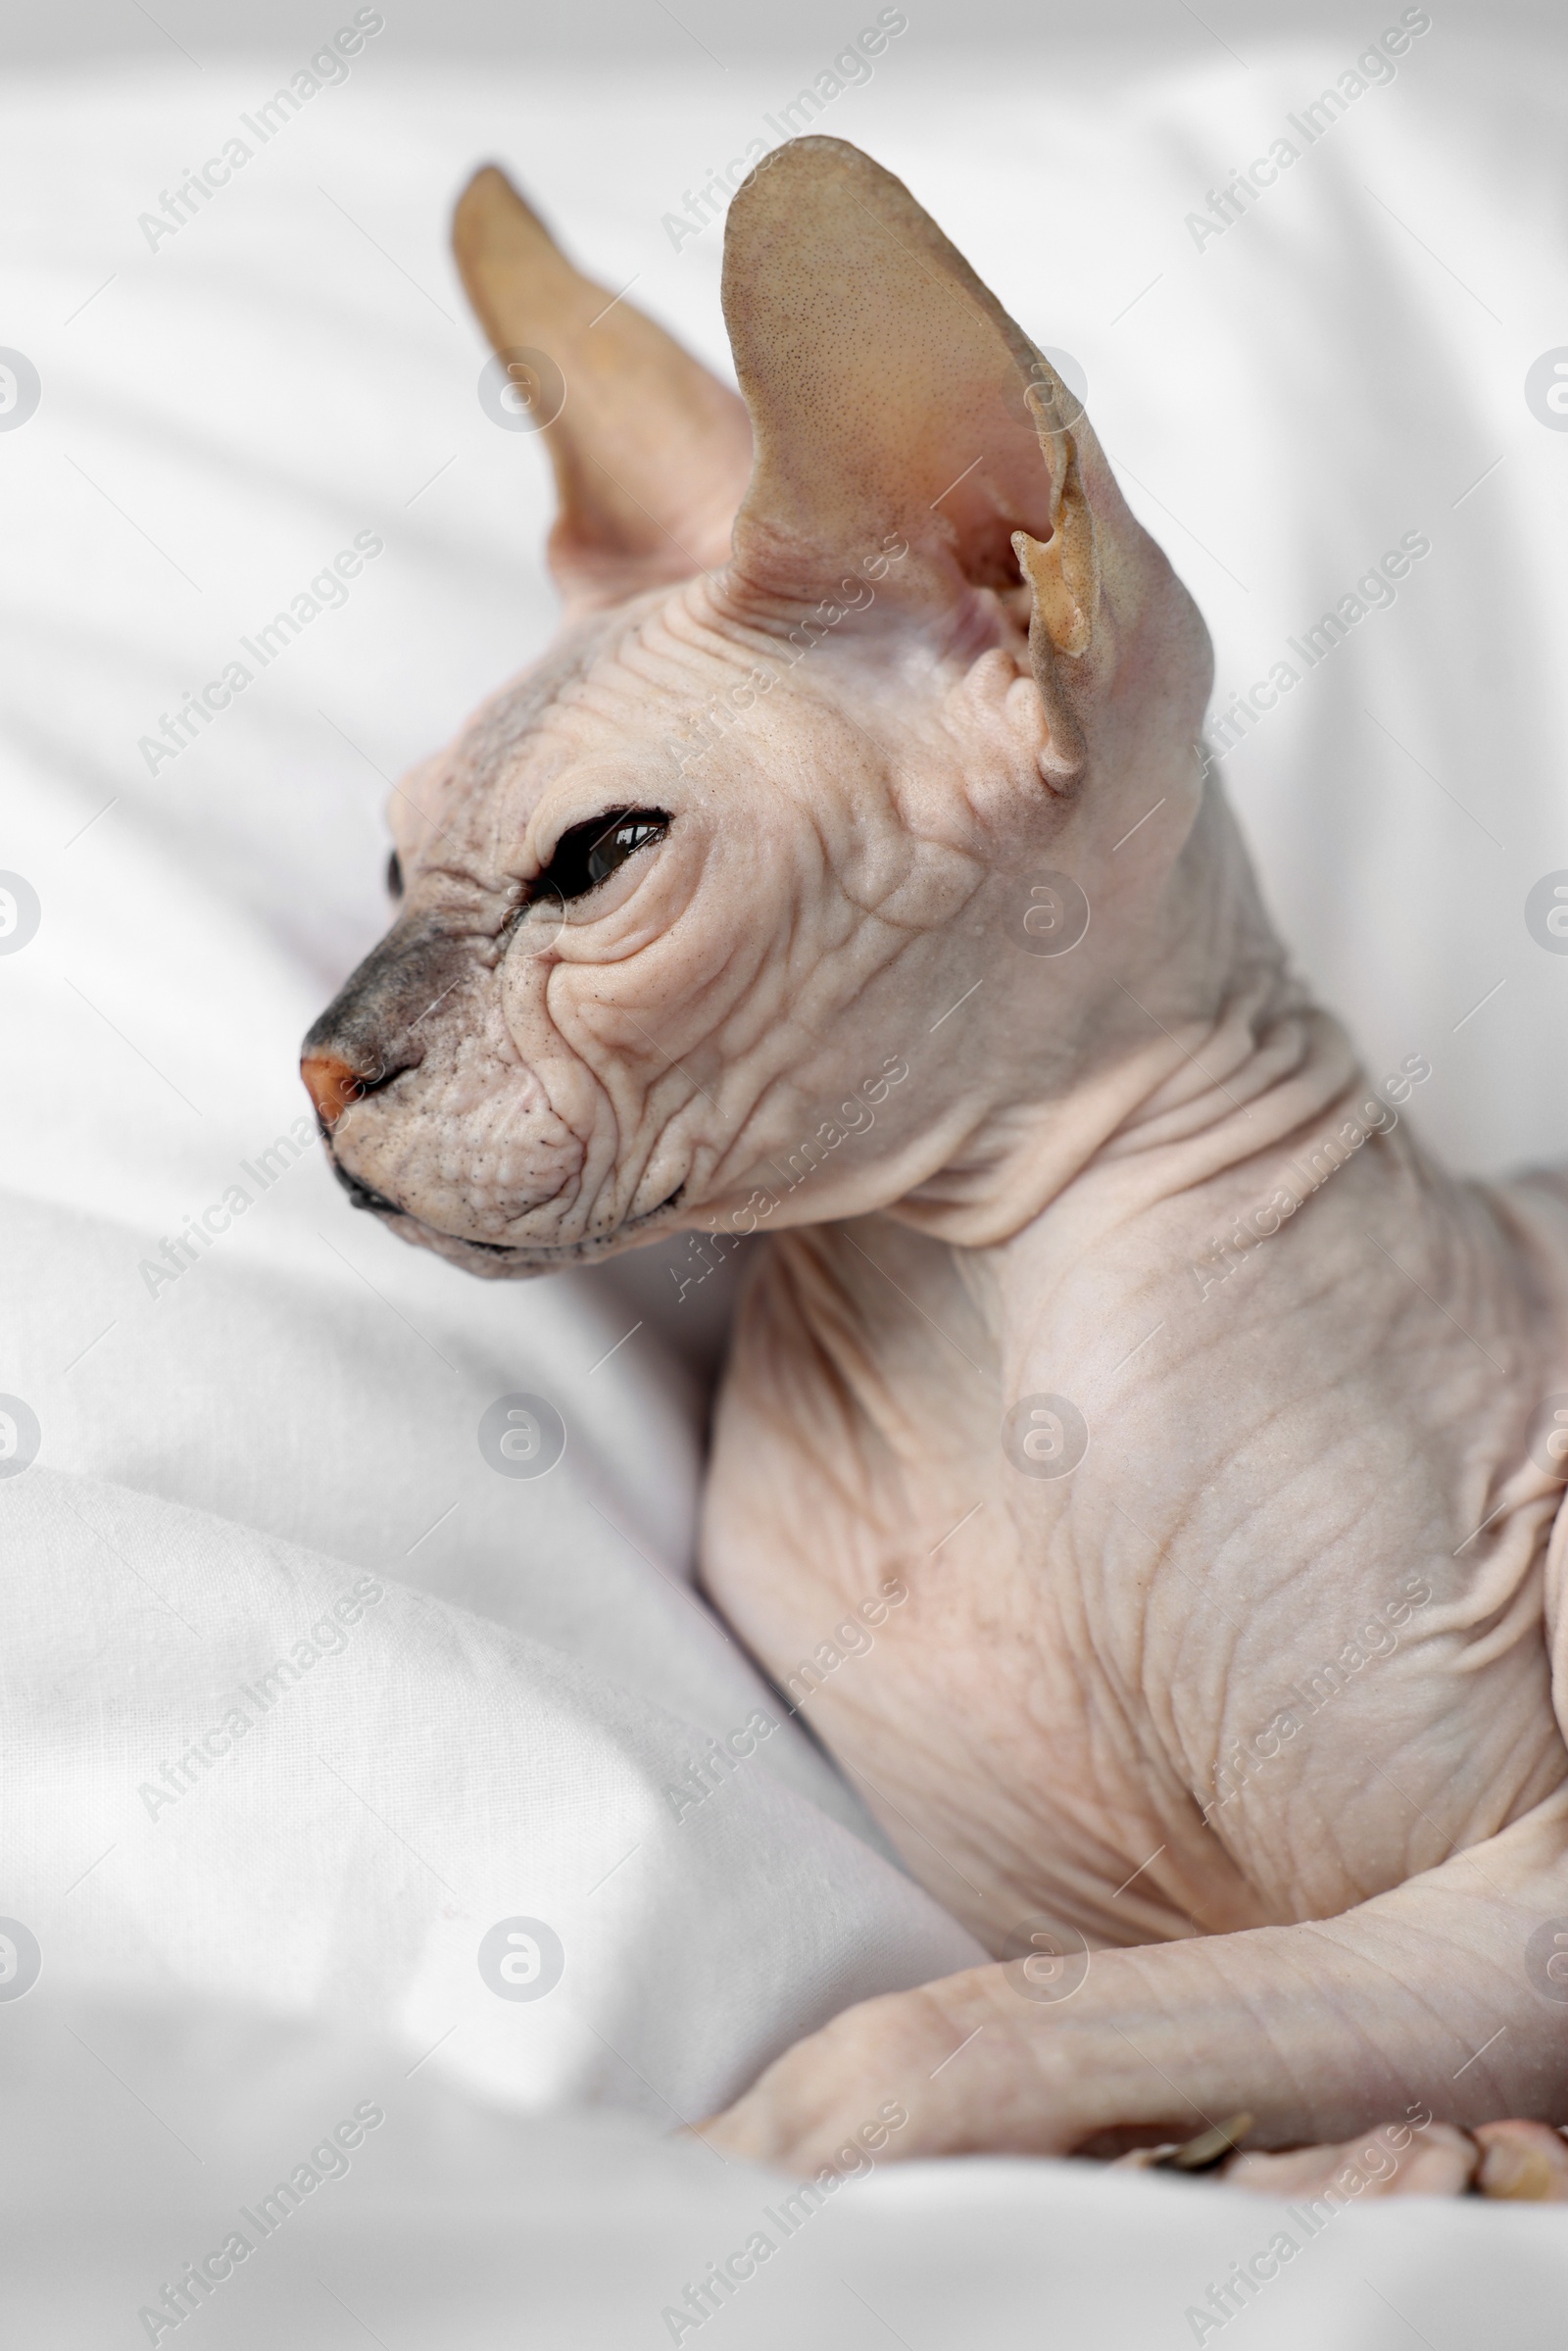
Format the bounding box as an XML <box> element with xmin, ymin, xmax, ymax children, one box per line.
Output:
<box><xmin>3</xmin><ymin>24</ymin><xmax>1567</xmax><ymax>2343</ymax></box>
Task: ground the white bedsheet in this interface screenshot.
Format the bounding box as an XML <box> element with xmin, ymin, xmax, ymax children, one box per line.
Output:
<box><xmin>3</xmin><ymin>28</ymin><xmax>1567</xmax><ymax>2343</ymax></box>
<box><xmin>5</xmin><ymin>1995</ymin><xmax>1565</xmax><ymax>2350</ymax></box>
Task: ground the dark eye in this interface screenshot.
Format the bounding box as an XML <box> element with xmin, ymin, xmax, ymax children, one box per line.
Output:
<box><xmin>534</xmin><ymin>808</ymin><xmax>669</xmax><ymax>903</ymax></box>
<box><xmin>386</xmin><ymin>849</ymin><xmax>404</xmax><ymax>900</ymax></box>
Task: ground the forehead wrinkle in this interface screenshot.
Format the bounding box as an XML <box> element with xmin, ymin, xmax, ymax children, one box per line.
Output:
<box><xmin>545</xmin><ymin>609</ymin><xmax>733</xmax><ymax>748</ymax></box>
<box><xmin>472</xmin><ymin>606</ymin><xmax>722</xmax><ymax>874</ymax></box>
<box><xmin>420</xmin><ymin>621</ymin><xmax>635</xmax><ymax>888</ymax></box>
<box><xmin>445</xmin><ymin>614</ymin><xmax>624</xmax><ymax>808</ymax></box>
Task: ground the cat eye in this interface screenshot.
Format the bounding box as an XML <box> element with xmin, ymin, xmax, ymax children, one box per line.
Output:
<box><xmin>532</xmin><ymin>808</ymin><xmax>669</xmax><ymax>904</ymax></box>
<box><xmin>386</xmin><ymin>849</ymin><xmax>404</xmax><ymax>899</ymax></box>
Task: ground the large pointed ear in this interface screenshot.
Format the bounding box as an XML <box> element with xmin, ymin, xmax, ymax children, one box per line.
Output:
<box><xmin>719</xmin><ymin>138</ymin><xmax>1182</xmax><ymax>779</ymax></box>
<box><xmin>453</xmin><ymin>166</ymin><xmax>753</xmax><ymax>616</ymax></box>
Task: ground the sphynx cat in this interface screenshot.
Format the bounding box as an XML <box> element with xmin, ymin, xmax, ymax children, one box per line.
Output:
<box><xmin>301</xmin><ymin>139</ymin><xmax>1568</xmax><ymax>2191</ymax></box>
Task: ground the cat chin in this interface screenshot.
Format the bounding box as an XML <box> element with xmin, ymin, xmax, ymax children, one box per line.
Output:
<box><xmin>378</xmin><ymin>1185</ymin><xmax>687</xmax><ymax>1278</ymax></box>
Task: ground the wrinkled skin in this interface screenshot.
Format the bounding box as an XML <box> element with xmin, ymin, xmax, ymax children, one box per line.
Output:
<box><xmin>303</xmin><ymin>141</ymin><xmax>1568</xmax><ymax>2181</ymax></box>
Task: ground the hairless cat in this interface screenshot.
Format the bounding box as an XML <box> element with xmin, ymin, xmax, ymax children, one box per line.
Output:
<box><xmin>302</xmin><ymin>138</ymin><xmax>1568</xmax><ymax>2197</ymax></box>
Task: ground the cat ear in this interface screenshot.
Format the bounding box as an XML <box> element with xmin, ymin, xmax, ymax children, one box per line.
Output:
<box><xmin>719</xmin><ymin>137</ymin><xmax>1183</xmax><ymax>780</ymax></box>
<box><xmin>453</xmin><ymin>166</ymin><xmax>753</xmax><ymax>615</ymax></box>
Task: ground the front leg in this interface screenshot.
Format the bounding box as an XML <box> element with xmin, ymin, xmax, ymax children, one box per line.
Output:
<box><xmin>704</xmin><ymin>1807</ymin><xmax>1568</xmax><ymax>2166</ymax></box>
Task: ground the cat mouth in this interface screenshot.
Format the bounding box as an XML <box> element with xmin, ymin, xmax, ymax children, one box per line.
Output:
<box><xmin>325</xmin><ymin>1149</ymin><xmax>684</xmax><ymax>1266</ymax></box>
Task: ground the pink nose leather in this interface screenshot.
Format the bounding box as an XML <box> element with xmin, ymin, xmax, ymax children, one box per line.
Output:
<box><xmin>300</xmin><ymin>1051</ymin><xmax>368</xmax><ymax>1126</ymax></box>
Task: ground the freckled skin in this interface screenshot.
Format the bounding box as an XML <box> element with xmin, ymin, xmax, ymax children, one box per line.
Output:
<box><xmin>303</xmin><ymin>141</ymin><xmax>1568</xmax><ymax>2177</ymax></box>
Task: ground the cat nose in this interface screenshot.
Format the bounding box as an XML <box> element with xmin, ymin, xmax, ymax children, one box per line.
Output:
<box><xmin>303</xmin><ymin>914</ymin><xmax>460</xmax><ymax>1124</ymax></box>
<box><xmin>300</xmin><ymin>1051</ymin><xmax>374</xmax><ymax>1127</ymax></box>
